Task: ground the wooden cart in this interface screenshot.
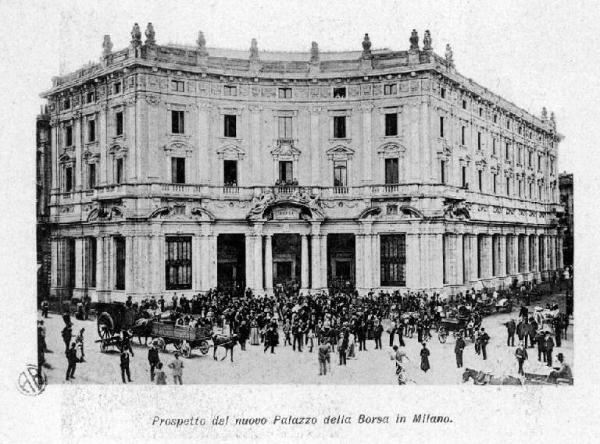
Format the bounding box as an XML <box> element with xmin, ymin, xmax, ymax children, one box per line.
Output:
<box><xmin>150</xmin><ymin>321</ymin><xmax>212</xmax><ymax>358</ymax></box>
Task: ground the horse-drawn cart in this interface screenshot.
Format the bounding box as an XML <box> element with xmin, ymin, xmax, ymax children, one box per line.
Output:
<box><xmin>151</xmin><ymin>321</ymin><xmax>212</xmax><ymax>358</ymax></box>
<box><xmin>95</xmin><ymin>302</ymin><xmax>140</xmax><ymax>352</ymax></box>
<box><xmin>437</xmin><ymin>317</ymin><xmax>468</xmax><ymax>343</ymax></box>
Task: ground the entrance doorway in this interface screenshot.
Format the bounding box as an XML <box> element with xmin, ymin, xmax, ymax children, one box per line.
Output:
<box><xmin>217</xmin><ymin>234</ymin><xmax>245</xmax><ymax>294</ymax></box>
<box><xmin>272</xmin><ymin>234</ymin><xmax>300</xmax><ymax>291</ymax></box>
<box><xmin>327</xmin><ymin>234</ymin><xmax>355</xmax><ymax>291</ymax></box>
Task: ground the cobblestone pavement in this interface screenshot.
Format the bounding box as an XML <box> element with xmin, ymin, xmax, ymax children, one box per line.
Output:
<box><xmin>39</xmin><ymin>292</ymin><xmax>573</xmax><ymax>385</ymax></box>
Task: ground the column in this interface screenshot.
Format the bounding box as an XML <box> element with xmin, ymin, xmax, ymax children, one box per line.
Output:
<box><xmin>372</xmin><ymin>234</ymin><xmax>381</xmax><ymax>288</ymax></box>
<box><xmin>456</xmin><ymin>234</ymin><xmax>464</xmax><ymax>284</ymax></box>
<box><xmin>405</xmin><ymin>234</ymin><xmax>420</xmax><ymax>289</ymax></box>
<box><xmin>550</xmin><ymin>236</ymin><xmax>557</xmax><ymax>270</ymax></box>
<box><xmin>363</xmin><ymin>234</ymin><xmax>373</xmax><ymax>289</ymax></box>
<box><xmin>245</xmin><ymin>234</ymin><xmax>255</xmax><ymax>290</ymax></box>
<box><xmin>531</xmin><ymin>235</ymin><xmax>539</xmax><ymax>273</ymax></box>
<box><xmin>264</xmin><ymin>235</ymin><xmax>273</xmax><ymax>294</ymax></box>
<box><xmin>431</xmin><ymin>233</ymin><xmax>444</xmax><ymax>288</ymax></box>
<box><xmin>253</xmin><ymin>234</ymin><xmax>263</xmax><ymax>293</ymax></box>
<box><xmin>50</xmin><ymin>238</ymin><xmax>59</xmax><ymax>289</ymax></box>
<box><xmin>192</xmin><ymin>235</ymin><xmax>202</xmax><ymax>291</ymax></box>
<box><xmin>557</xmin><ymin>236</ymin><xmax>564</xmax><ymax>269</ymax></box>
<box><xmin>355</xmin><ymin>234</ymin><xmax>365</xmax><ymax>290</ymax></box>
<box><xmin>469</xmin><ymin>234</ymin><xmax>479</xmax><ymax>282</ymax></box>
<box><xmin>300</xmin><ymin>234</ymin><xmax>309</xmax><ymax>290</ymax></box>
<box><xmin>498</xmin><ymin>235</ymin><xmax>507</xmax><ymax>276</ymax></box>
<box><xmin>74</xmin><ymin>237</ymin><xmax>85</xmax><ymax>290</ymax></box>
<box><xmin>206</xmin><ymin>234</ymin><xmax>218</xmax><ymax>289</ymax></box>
<box><xmin>482</xmin><ymin>235</ymin><xmax>492</xmax><ymax>279</ymax></box>
<box><xmin>310</xmin><ymin>232</ymin><xmax>321</xmax><ymax>291</ymax></box>
<box><xmin>320</xmin><ymin>234</ymin><xmax>328</xmax><ymax>289</ymax></box>
<box><xmin>125</xmin><ymin>235</ymin><xmax>134</xmax><ymax>294</ymax></box>
<box><xmin>522</xmin><ymin>235</ymin><xmax>530</xmax><ymax>274</ymax></box>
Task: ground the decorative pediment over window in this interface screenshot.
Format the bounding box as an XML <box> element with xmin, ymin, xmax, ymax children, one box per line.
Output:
<box><xmin>436</xmin><ymin>139</ymin><xmax>452</xmax><ymax>159</ymax></box>
<box><xmin>108</xmin><ymin>143</ymin><xmax>128</xmax><ymax>157</ymax></box>
<box><xmin>58</xmin><ymin>153</ymin><xmax>75</xmax><ymax>164</ymax></box>
<box><xmin>82</xmin><ymin>150</ymin><xmax>100</xmax><ymax>163</ymax></box>
<box><xmin>377</xmin><ymin>142</ymin><xmax>406</xmax><ymax>158</ymax></box>
<box><xmin>326</xmin><ymin>144</ymin><xmax>355</xmax><ymax>161</ymax></box>
<box><xmin>271</xmin><ymin>139</ymin><xmax>301</xmax><ymax>161</ymax></box>
<box><xmin>217</xmin><ymin>144</ymin><xmax>246</xmax><ymax>160</ymax></box>
<box><xmin>164</xmin><ymin>140</ymin><xmax>193</xmax><ymax>156</ymax></box>
<box><xmin>475</xmin><ymin>159</ymin><xmax>487</xmax><ymax>170</ymax></box>
<box><xmin>459</xmin><ymin>154</ymin><xmax>472</xmax><ymax>166</ymax></box>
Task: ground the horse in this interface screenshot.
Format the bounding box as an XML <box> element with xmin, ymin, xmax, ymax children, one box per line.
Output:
<box><xmin>212</xmin><ymin>334</ymin><xmax>239</xmax><ymax>362</ymax></box>
<box><xmin>130</xmin><ymin>318</ymin><xmax>154</xmax><ymax>345</ymax></box>
<box><xmin>462</xmin><ymin>368</ymin><xmax>522</xmax><ymax>385</ymax></box>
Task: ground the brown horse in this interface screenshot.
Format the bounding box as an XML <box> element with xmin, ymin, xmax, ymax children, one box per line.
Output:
<box><xmin>462</xmin><ymin>368</ymin><xmax>522</xmax><ymax>385</ymax></box>
<box><xmin>212</xmin><ymin>334</ymin><xmax>239</xmax><ymax>362</ymax></box>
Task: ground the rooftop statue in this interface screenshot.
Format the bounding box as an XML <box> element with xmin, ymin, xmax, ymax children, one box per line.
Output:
<box><xmin>145</xmin><ymin>22</ymin><xmax>156</xmax><ymax>45</ymax></box>
<box><xmin>131</xmin><ymin>23</ymin><xmax>142</xmax><ymax>45</ymax></box>
<box><xmin>445</xmin><ymin>43</ymin><xmax>454</xmax><ymax>67</ymax></box>
<box><xmin>362</xmin><ymin>33</ymin><xmax>372</xmax><ymax>54</ymax></box>
<box><xmin>409</xmin><ymin>29</ymin><xmax>419</xmax><ymax>50</ymax></box>
<box><xmin>310</xmin><ymin>41</ymin><xmax>319</xmax><ymax>63</ymax></box>
<box><xmin>102</xmin><ymin>35</ymin><xmax>113</xmax><ymax>57</ymax></box>
<box><xmin>197</xmin><ymin>31</ymin><xmax>207</xmax><ymax>51</ymax></box>
<box><xmin>542</xmin><ymin>107</ymin><xmax>548</xmax><ymax>120</ymax></box>
<box><xmin>250</xmin><ymin>38</ymin><xmax>259</xmax><ymax>60</ymax></box>
<box><xmin>423</xmin><ymin>30</ymin><xmax>432</xmax><ymax>51</ymax></box>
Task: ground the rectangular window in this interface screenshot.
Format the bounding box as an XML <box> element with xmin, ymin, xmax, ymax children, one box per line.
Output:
<box><xmin>529</xmin><ymin>151</ymin><xmax>533</xmax><ymax>167</ymax></box>
<box><xmin>65</xmin><ymin>167</ymin><xmax>73</xmax><ymax>192</ymax></box>
<box><xmin>478</xmin><ymin>170</ymin><xmax>483</xmax><ymax>192</ymax></box>
<box><xmin>114</xmin><ymin>237</ymin><xmax>126</xmax><ymax>290</ymax></box>
<box><xmin>333</xmin><ymin>160</ymin><xmax>347</xmax><ymax>187</ymax></box>
<box><xmin>440</xmin><ymin>87</ymin><xmax>446</xmax><ymax>98</ymax></box>
<box><xmin>461</xmin><ymin>126</ymin><xmax>466</xmax><ymax>145</ymax></box>
<box><xmin>518</xmin><ymin>179</ymin><xmax>523</xmax><ymax>197</ymax></box>
<box><xmin>506</xmin><ymin>177</ymin><xmax>510</xmax><ymax>195</ymax></box>
<box><xmin>492</xmin><ymin>138</ymin><xmax>496</xmax><ymax>155</ymax></box>
<box><xmin>224</xmin><ymin>114</ymin><xmax>237</xmax><ymax>138</ymax></box>
<box><xmin>88</xmin><ymin>163</ymin><xmax>96</xmax><ymax>189</ymax></box>
<box><xmin>165</xmin><ymin>237</ymin><xmax>192</xmax><ymax>290</ymax></box>
<box><xmin>88</xmin><ymin>119</ymin><xmax>96</xmax><ymax>142</ymax></box>
<box><xmin>85</xmin><ymin>237</ymin><xmax>97</xmax><ymax>288</ymax></box>
<box><xmin>115</xmin><ymin>158</ymin><xmax>124</xmax><ymax>184</ymax></box>
<box><xmin>384</xmin><ymin>84</ymin><xmax>397</xmax><ymax>95</ymax></box>
<box><xmin>115</xmin><ymin>111</ymin><xmax>123</xmax><ymax>136</ymax></box>
<box><xmin>65</xmin><ymin>125</ymin><xmax>73</xmax><ymax>147</ymax></box>
<box><xmin>333</xmin><ymin>116</ymin><xmax>346</xmax><ymax>138</ymax></box>
<box><xmin>380</xmin><ymin>234</ymin><xmax>406</xmax><ymax>287</ymax></box>
<box><xmin>172</xmin><ymin>80</ymin><xmax>185</xmax><ymax>92</ymax></box>
<box><xmin>538</xmin><ymin>155</ymin><xmax>542</xmax><ymax>171</ymax></box>
<box><xmin>462</xmin><ymin>166</ymin><xmax>468</xmax><ymax>188</ymax></box>
<box><xmin>539</xmin><ymin>184</ymin><xmax>543</xmax><ymax>200</ymax></box>
<box><xmin>279</xmin><ymin>161</ymin><xmax>293</xmax><ymax>183</ymax></box>
<box><xmin>86</xmin><ymin>91</ymin><xmax>95</xmax><ymax>103</ymax></box>
<box><xmin>507</xmin><ymin>119</ymin><xmax>510</xmax><ymax>129</ymax></box>
<box><xmin>493</xmin><ymin>173</ymin><xmax>497</xmax><ymax>194</ymax></box>
<box><xmin>477</xmin><ymin>132</ymin><xmax>482</xmax><ymax>150</ymax></box>
<box><xmin>224</xmin><ymin>85</ymin><xmax>237</xmax><ymax>96</ymax></box>
<box><xmin>113</xmin><ymin>82</ymin><xmax>121</xmax><ymax>94</ymax></box>
<box><xmin>439</xmin><ymin>116</ymin><xmax>444</xmax><ymax>138</ymax></box>
<box><xmin>462</xmin><ymin>99</ymin><xmax>467</xmax><ymax>109</ymax></box>
<box><xmin>505</xmin><ymin>142</ymin><xmax>510</xmax><ymax>160</ymax></box>
<box><xmin>171</xmin><ymin>157</ymin><xmax>185</xmax><ymax>184</ymax></box>
<box><xmin>278</xmin><ymin>116</ymin><xmax>293</xmax><ymax>139</ymax></box>
<box><xmin>63</xmin><ymin>97</ymin><xmax>71</xmax><ymax>110</ymax></box>
<box><xmin>385</xmin><ymin>158</ymin><xmax>399</xmax><ymax>184</ymax></box>
<box><xmin>333</xmin><ymin>87</ymin><xmax>346</xmax><ymax>98</ymax></box>
<box><xmin>278</xmin><ymin>87</ymin><xmax>292</xmax><ymax>99</ymax></box>
<box><xmin>479</xmin><ymin>107</ymin><xmax>483</xmax><ymax>117</ymax></box>
<box><xmin>385</xmin><ymin>113</ymin><xmax>398</xmax><ymax>136</ymax></box>
<box><xmin>440</xmin><ymin>160</ymin><xmax>446</xmax><ymax>184</ymax></box>
<box><xmin>493</xmin><ymin>114</ymin><xmax>498</xmax><ymax>124</ymax></box>
<box><xmin>224</xmin><ymin>160</ymin><xmax>238</xmax><ymax>186</ymax></box>
<box><xmin>171</xmin><ymin>110</ymin><xmax>185</xmax><ymax>134</ymax></box>
<box><xmin>529</xmin><ymin>182</ymin><xmax>533</xmax><ymax>199</ymax></box>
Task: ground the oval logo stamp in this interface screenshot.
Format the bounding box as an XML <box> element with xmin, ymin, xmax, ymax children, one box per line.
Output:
<box><xmin>17</xmin><ymin>364</ymin><xmax>47</xmax><ymax>396</ymax></box>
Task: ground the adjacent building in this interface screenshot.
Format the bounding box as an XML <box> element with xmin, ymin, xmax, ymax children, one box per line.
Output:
<box><xmin>559</xmin><ymin>173</ymin><xmax>573</xmax><ymax>267</ymax></box>
<box><xmin>38</xmin><ymin>24</ymin><xmax>565</xmax><ymax>302</ymax></box>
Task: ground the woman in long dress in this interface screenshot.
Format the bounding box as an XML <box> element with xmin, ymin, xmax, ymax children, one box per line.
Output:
<box><xmin>250</xmin><ymin>318</ymin><xmax>260</xmax><ymax>345</ymax></box>
<box><xmin>420</xmin><ymin>342</ymin><xmax>431</xmax><ymax>373</ymax></box>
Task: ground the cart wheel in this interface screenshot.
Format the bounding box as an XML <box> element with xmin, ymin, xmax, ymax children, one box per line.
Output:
<box><xmin>181</xmin><ymin>341</ymin><xmax>192</xmax><ymax>358</ymax></box>
<box><xmin>199</xmin><ymin>340</ymin><xmax>209</xmax><ymax>355</ymax></box>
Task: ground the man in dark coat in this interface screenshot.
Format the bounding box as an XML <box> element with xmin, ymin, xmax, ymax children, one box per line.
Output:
<box><xmin>515</xmin><ymin>342</ymin><xmax>528</xmax><ymax>376</ymax></box>
<box><xmin>544</xmin><ymin>333</ymin><xmax>555</xmax><ymax>367</ymax></box>
<box><xmin>238</xmin><ymin>321</ymin><xmax>250</xmax><ymax>351</ymax></box>
<box><xmin>454</xmin><ymin>334</ymin><xmax>466</xmax><ymax>368</ymax></box>
<box><xmin>147</xmin><ymin>345</ymin><xmax>160</xmax><ymax>381</ymax></box>
<box><xmin>478</xmin><ymin>328</ymin><xmax>490</xmax><ymax>360</ymax></box>
<box><xmin>120</xmin><ymin>350</ymin><xmax>132</xmax><ymax>383</ymax></box>
<box><xmin>553</xmin><ymin>317</ymin><xmax>563</xmax><ymax>347</ymax></box>
<box><xmin>61</xmin><ymin>324</ymin><xmax>72</xmax><ymax>354</ymax></box>
<box><xmin>338</xmin><ymin>332</ymin><xmax>348</xmax><ymax>366</ymax></box>
<box><xmin>373</xmin><ymin>321</ymin><xmax>384</xmax><ymax>350</ymax></box>
<box><xmin>65</xmin><ymin>342</ymin><xmax>78</xmax><ymax>381</ymax></box>
<box><xmin>292</xmin><ymin>321</ymin><xmax>303</xmax><ymax>352</ymax></box>
<box><xmin>264</xmin><ymin>326</ymin><xmax>277</xmax><ymax>354</ymax></box>
<box><xmin>535</xmin><ymin>331</ymin><xmax>546</xmax><ymax>362</ymax></box>
<box><xmin>505</xmin><ymin>319</ymin><xmax>516</xmax><ymax>347</ymax></box>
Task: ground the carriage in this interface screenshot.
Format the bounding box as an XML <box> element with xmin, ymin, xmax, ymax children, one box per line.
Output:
<box><xmin>523</xmin><ymin>372</ymin><xmax>574</xmax><ymax>385</ymax></box>
<box><xmin>95</xmin><ymin>302</ymin><xmax>144</xmax><ymax>352</ymax></box>
<box><xmin>150</xmin><ymin>321</ymin><xmax>212</xmax><ymax>358</ymax></box>
<box><xmin>437</xmin><ymin>317</ymin><xmax>468</xmax><ymax>343</ymax></box>
<box><xmin>495</xmin><ymin>298</ymin><xmax>513</xmax><ymax>313</ymax></box>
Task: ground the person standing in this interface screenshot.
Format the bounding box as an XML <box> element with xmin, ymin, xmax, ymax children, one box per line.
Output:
<box><xmin>374</xmin><ymin>320</ymin><xmax>383</xmax><ymax>350</ymax></box>
<box><xmin>318</xmin><ymin>339</ymin><xmax>330</xmax><ymax>376</ymax></box>
<box><xmin>535</xmin><ymin>330</ymin><xmax>546</xmax><ymax>362</ymax></box>
<box><xmin>307</xmin><ymin>328</ymin><xmax>315</xmax><ymax>353</ymax></box>
<box><xmin>474</xmin><ymin>328</ymin><xmax>481</xmax><ymax>355</ymax></box>
<box><xmin>148</xmin><ymin>345</ymin><xmax>160</xmax><ymax>382</ymax></box>
<box><xmin>75</xmin><ymin>328</ymin><xmax>86</xmax><ymax>362</ymax></box>
<box><xmin>168</xmin><ymin>352</ymin><xmax>184</xmax><ymax>384</ymax></box>
<box><xmin>65</xmin><ymin>342</ymin><xmax>78</xmax><ymax>381</ymax></box>
<box><xmin>478</xmin><ymin>328</ymin><xmax>490</xmax><ymax>360</ymax></box>
<box><xmin>292</xmin><ymin>321</ymin><xmax>303</xmax><ymax>352</ymax></box>
<box><xmin>238</xmin><ymin>320</ymin><xmax>249</xmax><ymax>351</ymax></box>
<box><xmin>121</xmin><ymin>330</ymin><xmax>134</xmax><ymax>357</ymax></box>
<box><xmin>515</xmin><ymin>342</ymin><xmax>528</xmax><ymax>376</ymax></box>
<box><xmin>553</xmin><ymin>317</ymin><xmax>563</xmax><ymax>347</ymax></box>
<box><xmin>41</xmin><ymin>299</ymin><xmax>49</xmax><ymax>318</ymax></box>
<box><xmin>120</xmin><ymin>350</ymin><xmax>132</xmax><ymax>383</ymax></box>
<box><xmin>155</xmin><ymin>362</ymin><xmax>167</xmax><ymax>385</ymax></box>
<box><xmin>544</xmin><ymin>333</ymin><xmax>555</xmax><ymax>367</ymax></box>
<box><xmin>61</xmin><ymin>324</ymin><xmax>72</xmax><ymax>354</ymax></box>
<box><xmin>283</xmin><ymin>320</ymin><xmax>292</xmax><ymax>347</ymax></box>
<box><xmin>357</xmin><ymin>321</ymin><xmax>367</xmax><ymax>351</ymax></box>
<box><xmin>338</xmin><ymin>332</ymin><xmax>348</xmax><ymax>366</ymax></box>
<box><xmin>420</xmin><ymin>342</ymin><xmax>430</xmax><ymax>373</ymax></box>
<box><xmin>264</xmin><ymin>325</ymin><xmax>277</xmax><ymax>354</ymax></box>
<box><xmin>454</xmin><ymin>334</ymin><xmax>466</xmax><ymax>368</ymax></box>
<box><xmin>388</xmin><ymin>320</ymin><xmax>396</xmax><ymax>347</ymax></box>
<box><xmin>505</xmin><ymin>319</ymin><xmax>516</xmax><ymax>347</ymax></box>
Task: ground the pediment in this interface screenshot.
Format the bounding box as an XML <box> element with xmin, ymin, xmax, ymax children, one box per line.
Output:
<box><xmin>216</xmin><ymin>144</ymin><xmax>246</xmax><ymax>160</ymax></box>
<box><xmin>378</xmin><ymin>142</ymin><xmax>407</xmax><ymax>157</ymax></box>
<box><xmin>326</xmin><ymin>144</ymin><xmax>355</xmax><ymax>160</ymax></box>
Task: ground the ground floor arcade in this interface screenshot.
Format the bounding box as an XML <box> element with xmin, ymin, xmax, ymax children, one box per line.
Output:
<box><xmin>49</xmin><ymin>221</ymin><xmax>563</xmax><ymax>301</ymax></box>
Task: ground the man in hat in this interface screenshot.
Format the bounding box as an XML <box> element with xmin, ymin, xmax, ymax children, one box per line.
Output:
<box><xmin>61</xmin><ymin>323</ymin><xmax>72</xmax><ymax>354</ymax></box>
<box><xmin>147</xmin><ymin>344</ymin><xmax>160</xmax><ymax>382</ymax></box>
<box><xmin>535</xmin><ymin>329</ymin><xmax>546</xmax><ymax>362</ymax></box>
<box><xmin>168</xmin><ymin>352</ymin><xmax>184</xmax><ymax>384</ymax></box>
<box><xmin>478</xmin><ymin>328</ymin><xmax>490</xmax><ymax>360</ymax></box>
<box><xmin>120</xmin><ymin>349</ymin><xmax>132</xmax><ymax>383</ymax></box>
<box><xmin>454</xmin><ymin>333</ymin><xmax>466</xmax><ymax>368</ymax></box>
<box><xmin>65</xmin><ymin>342</ymin><xmax>78</xmax><ymax>381</ymax></box>
<box><xmin>318</xmin><ymin>338</ymin><xmax>330</xmax><ymax>376</ymax></box>
<box><xmin>515</xmin><ymin>342</ymin><xmax>528</xmax><ymax>376</ymax></box>
<box><xmin>41</xmin><ymin>298</ymin><xmax>49</xmax><ymax>318</ymax></box>
<box><xmin>544</xmin><ymin>332</ymin><xmax>555</xmax><ymax>367</ymax></box>
<box><xmin>505</xmin><ymin>318</ymin><xmax>516</xmax><ymax>347</ymax></box>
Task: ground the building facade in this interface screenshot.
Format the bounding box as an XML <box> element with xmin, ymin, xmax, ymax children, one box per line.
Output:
<box><xmin>559</xmin><ymin>173</ymin><xmax>573</xmax><ymax>267</ymax></box>
<box><xmin>39</xmin><ymin>24</ymin><xmax>564</xmax><ymax>302</ymax></box>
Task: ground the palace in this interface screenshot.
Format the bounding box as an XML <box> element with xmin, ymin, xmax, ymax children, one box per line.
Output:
<box><xmin>37</xmin><ymin>24</ymin><xmax>564</xmax><ymax>302</ymax></box>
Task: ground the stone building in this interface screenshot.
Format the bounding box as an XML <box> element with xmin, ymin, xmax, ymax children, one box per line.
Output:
<box><xmin>37</xmin><ymin>106</ymin><xmax>52</xmax><ymax>300</ymax></box>
<box><xmin>39</xmin><ymin>24</ymin><xmax>564</xmax><ymax>302</ymax></box>
<box><xmin>559</xmin><ymin>173</ymin><xmax>573</xmax><ymax>267</ymax></box>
